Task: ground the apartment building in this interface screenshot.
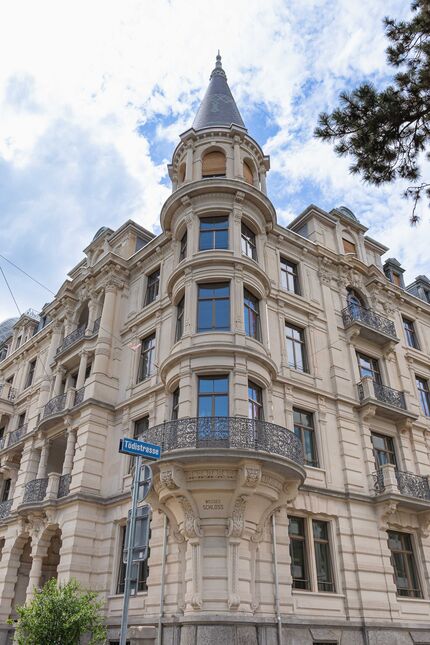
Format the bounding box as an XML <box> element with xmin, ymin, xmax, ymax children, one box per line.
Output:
<box><xmin>1</xmin><ymin>54</ymin><xmax>430</xmax><ymax>645</ymax></box>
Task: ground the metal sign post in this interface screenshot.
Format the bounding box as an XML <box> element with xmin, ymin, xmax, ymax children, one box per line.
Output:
<box><xmin>119</xmin><ymin>437</ymin><xmax>161</xmax><ymax>645</ymax></box>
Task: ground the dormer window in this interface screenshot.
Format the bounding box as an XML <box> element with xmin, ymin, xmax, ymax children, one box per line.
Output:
<box><xmin>392</xmin><ymin>273</ymin><xmax>402</xmax><ymax>287</ymax></box>
<box><xmin>342</xmin><ymin>238</ymin><xmax>356</xmax><ymax>255</ymax></box>
<box><xmin>202</xmin><ymin>151</ymin><xmax>226</xmax><ymax>178</ymax></box>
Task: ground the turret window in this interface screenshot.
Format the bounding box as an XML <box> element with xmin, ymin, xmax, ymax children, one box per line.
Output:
<box><xmin>248</xmin><ymin>381</ymin><xmax>263</xmax><ymax>420</ymax></box>
<box><xmin>241</xmin><ymin>223</ymin><xmax>257</xmax><ymax>260</ymax></box>
<box><xmin>202</xmin><ymin>151</ymin><xmax>226</xmax><ymax>178</ymax></box>
<box><xmin>197</xmin><ymin>283</ymin><xmax>230</xmax><ymax>332</ymax></box>
<box><xmin>244</xmin><ymin>289</ymin><xmax>261</xmax><ymax>340</ymax></box>
<box><xmin>179</xmin><ymin>232</ymin><xmax>187</xmax><ymax>261</ymax></box>
<box><xmin>199</xmin><ymin>216</ymin><xmax>229</xmax><ymax>251</ymax></box>
<box><xmin>243</xmin><ymin>161</ymin><xmax>253</xmax><ymax>185</ymax></box>
<box><xmin>198</xmin><ymin>376</ymin><xmax>229</xmax><ymax>417</ymax></box>
<box><xmin>172</xmin><ymin>387</ymin><xmax>180</xmax><ymax>420</ymax></box>
<box><xmin>175</xmin><ymin>297</ymin><xmax>185</xmax><ymax>341</ymax></box>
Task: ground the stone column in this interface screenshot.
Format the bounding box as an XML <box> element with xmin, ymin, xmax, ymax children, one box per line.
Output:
<box><xmin>76</xmin><ymin>351</ymin><xmax>89</xmax><ymax>390</ymax></box>
<box><xmin>52</xmin><ymin>367</ymin><xmax>65</xmax><ymax>397</ymax></box>
<box><xmin>25</xmin><ymin>555</ymin><xmax>43</xmax><ymax>602</ymax></box>
<box><xmin>62</xmin><ymin>428</ymin><xmax>77</xmax><ymax>476</ymax></box>
<box><xmin>185</xmin><ymin>143</ymin><xmax>194</xmax><ymax>182</ymax></box>
<box><xmin>38</xmin><ymin>323</ymin><xmax>63</xmax><ymax>409</ymax></box>
<box><xmin>36</xmin><ymin>440</ymin><xmax>50</xmax><ymax>480</ymax></box>
<box><xmin>259</xmin><ymin>167</ymin><xmax>267</xmax><ymax>194</ymax></box>
<box><xmin>93</xmin><ymin>283</ymin><xmax>117</xmax><ymax>376</ymax></box>
<box><xmin>233</xmin><ymin>136</ymin><xmax>242</xmax><ymax>178</ymax></box>
<box><xmin>86</xmin><ymin>299</ymin><xmax>98</xmax><ymax>335</ymax></box>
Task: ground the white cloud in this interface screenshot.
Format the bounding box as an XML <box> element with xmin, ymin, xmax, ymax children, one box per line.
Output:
<box><xmin>0</xmin><ymin>0</ymin><xmax>424</xmax><ymax>319</ymax></box>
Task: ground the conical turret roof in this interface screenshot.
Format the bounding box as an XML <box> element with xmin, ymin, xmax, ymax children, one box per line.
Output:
<box><xmin>193</xmin><ymin>53</ymin><xmax>246</xmax><ymax>131</ymax></box>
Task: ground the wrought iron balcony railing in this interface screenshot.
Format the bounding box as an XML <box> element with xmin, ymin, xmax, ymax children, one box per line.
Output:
<box><xmin>58</xmin><ymin>473</ymin><xmax>71</xmax><ymax>498</ymax></box>
<box><xmin>372</xmin><ymin>468</ymin><xmax>430</xmax><ymax>501</ymax></box>
<box><xmin>74</xmin><ymin>386</ymin><xmax>85</xmax><ymax>407</ymax></box>
<box><xmin>43</xmin><ymin>392</ymin><xmax>67</xmax><ymax>418</ymax></box>
<box><xmin>342</xmin><ymin>304</ymin><xmax>397</xmax><ymax>338</ymax></box>
<box><xmin>8</xmin><ymin>423</ymin><xmax>28</xmax><ymax>447</ymax></box>
<box><xmin>0</xmin><ymin>499</ymin><xmax>12</xmax><ymax>520</ymax></box>
<box><xmin>56</xmin><ymin>325</ymin><xmax>86</xmax><ymax>355</ymax></box>
<box><xmin>23</xmin><ymin>478</ymin><xmax>48</xmax><ymax>504</ymax></box>
<box><xmin>358</xmin><ymin>381</ymin><xmax>406</xmax><ymax>410</ymax></box>
<box><xmin>139</xmin><ymin>416</ymin><xmax>304</xmax><ymax>465</ymax></box>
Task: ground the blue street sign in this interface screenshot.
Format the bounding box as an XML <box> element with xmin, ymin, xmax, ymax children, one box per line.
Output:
<box><xmin>119</xmin><ymin>437</ymin><xmax>161</xmax><ymax>460</ymax></box>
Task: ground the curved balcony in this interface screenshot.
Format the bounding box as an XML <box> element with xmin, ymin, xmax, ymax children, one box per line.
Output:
<box><xmin>7</xmin><ymin>423</ymin><xmax>28</xmax><ymax>448</ymax></box>
<box><xmin>342</xmin><ymin>304</ymin><xmax>398</xmax><ymax>347</ymax></box>
<box><xmin>55</xmin><ymin>318</ymin><xmax>101</xmax><ymax>357</ymax></box>
<box><xmin>140</xmin><ymin>416</ymin><xmax>305</xmax><ymax>477</ymax></box>
<box><xmin>43</xmin><ymin>393</ymin><xmax>67</xmax><ymax>418</ymax></box>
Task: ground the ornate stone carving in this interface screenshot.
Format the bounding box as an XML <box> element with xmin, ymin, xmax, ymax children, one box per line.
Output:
<box><xmin>226</xmin><ymin>496</ymin><xmax>247</xmax><ymax>538</ymax></box>
<box><xmin>178</xmin><ymin>496</ymin><xmax>202</xmax><ymax>539</ymax></box>
<box><xmin>377</xmin><ymin>501</ymin><xmax>398</xmax><ymax>530</ymax></box>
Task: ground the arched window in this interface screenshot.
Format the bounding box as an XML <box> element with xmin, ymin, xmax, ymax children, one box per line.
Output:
<box><xmin>202</xmin><ymin>151</ymin><xmax>226</xmax><ymax>178</ymax></box>
<box><xmin>77</xmin><ymin>303</ymin><xmax>89</xmax><ymax>330</ymax></box>
<box><xmin>178</xmin><ymin>163</ymin><xmax>186</xmax><ymax>185</ymax></box>
<box><xmin>243</xmin><ymin>160</ymin><xmax>254</xmax><ymax>185</ymax></box>
<box><xmin>346</xmin><ymin>288</ymin><xmax>365</xmax><ymax>314</ymax></box>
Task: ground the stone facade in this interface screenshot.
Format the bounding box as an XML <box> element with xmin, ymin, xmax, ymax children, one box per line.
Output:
<box><xmin>1</xmin><ymin>57</ymin><xmax>430</xmax><ymax>645</ymax></box>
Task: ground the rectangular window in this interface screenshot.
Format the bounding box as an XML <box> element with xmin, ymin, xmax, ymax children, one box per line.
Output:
<box><xmin>197</xmin><ymin>283</ymin><xmax>230</xmax><ymax>332</ymax></box>
<box><xmin>403</xmin><ymin>318</ymin><xmax>419</xmax><ymax>349</ymax></box>
<box><xmin>342</xmin><ymin>238</ymin><xmax>356</xmax><ymax>254</ymax></box>
<box><xmin>387</xmin><ymin>531</ymin><xmax>422</xmax><ymax>598</ymax></box>
<box><xmin>172</xmin><ymin>387</ymin><xmax>180</xmax><ymax>420</ymax></box>
<box><xmin>280</xmin><ymin>258</ymin><xmax>300</xmax><ymax>294</ymax></box>
<box><xmin>135</xmin><ymin>236</ymin><xmax>146</xmax><ymax>252</ymax></box>
<box><xmin>137</xmin><ymin>334</ymin><xmax>156</xmax><ymax>382</ymax></box>
<box><xmin>1</xmin><ymin>479</ymin><xmax>11</xmax><ymax>502</ymax></box>
<box><xmin>175</xmin><ymin>297</ymin><xmax>185</xmax><ymax>341</ymax></box>
<box><xmin>179</xmin><ymin>232</ymin><xmax>187</xmax><ymax>261</ymax></box>
<box><xmin>144</xmin><ymin>269</ymin><xmax>160</xmax><ymax>306</ymax></box>
<box><xmin>25</xmin><ymin>359</ymin><xmax>36</xmax><ymax>389</ymax></box>
<box><xmin>198</xmin><ymin>376</ymin><xmax>229</xmax><ymax>417</ymax></box>
<box><xmin>17</xmin><ymin>413</ymin><xmax>25</xmax><ymax>428</ymax></box>
<box><xmin>199</xmin><ymin>216</ymin><xmax>228</xmax><ymax>251</ymax></box>
<box><xmin>289</xmin><ymin>516</ymin><xmax>310</xmax><ymax>590</ymax></box>
<box><xmin>416</xmin><ymin>376</ymin><xmax>430</xmax><ymax>417</ymax></box>
<box><xmin>356</xmin><ymin>352</ymin><xmax>382</xmax><ymax>384</ymax></box>
<box><xmin>133</xmin><ymin>416</ymin><xmax>149</xmax><ymax>439</ymax></box>
<box><xmin>285</xmin><ymin>324</ymin><xmax>308</xmax><ymax>372</ymax></box>
<box><xmin>313</xmin><ymin>520</ymin><xmax>335</xmax><ymax>592</ymax></box>
<box><xmin>248</xmin><ymin>381</ymin><xmax>263</xmax><ymax>420</ymax></box>
<box><xmin>244</xmin><ymin>289</ymin><xmax>261</xmax><ymax>340</ymax></box>
<box><xmin>371</xmin><ymin>432</ymin><xmax>397</xmax><ymax>468</ymax></box>
<box><xmin>241</xmin><ymin>223</ymin><xmax>257</xmax><ymax>260</ymax></box>
<box><xmin>393</xmin><ymin>273</ymin><xmax>402</xmax><ymax>287</ymax></box>
<box><xmin>293</xmin><ymin>409</ymin><xmax>318</xmax><ymax>467</ymax></box>
<box><xmin>116</xmin><ymin>525</ymin><xmax>149</xmax><ymax>594</ymax></box>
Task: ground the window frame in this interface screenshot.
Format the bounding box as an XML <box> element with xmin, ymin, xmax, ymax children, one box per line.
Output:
<box><xmin>25</xmin><ymin>358</ymin><xmax>36</xmax><ymax>389</ymax></box>
<box><xmin>199</xmin><ymin>216</ymin><xmax>229</xmax><ymax>251</ymax></box>
<box><xmin>416</xmin><ymin>376</ymin><xmax>430</xmax><ymax>417</ymax></box>
<box><xmin>172</xmin><ymin>387</ymin><xmax>180</xmax><ymax>420</ymax></box>
<box><xmin>288</xmin><ymin>515</ymin><xmax>336</xmax><ymax>594</ymax></box>
<box><xmin>197</xmin><ymin>283</ymin><xmax>230</xmax><ymax>333</ymax></box>
<box><xmin>175</xmin><ymin>296</ymin><xmax>185</xmax><ymax>341</ymax></box>
<box><xmin>144</xmin><ymin>268</ymin><xmax>160</xmax><ymax>307</ymax></box>
<box><xmin>197</xmin><ymin>375</ymin><xmax>229</xmax><ymax>417</ymax></box>
<box><xmin>403</xmin><ymin>317</ymin><xmax>419</xmax><ymax>349</ymax></box>
<box><xmin>241</xmin><ymin>222</ymin><xmax>257</xmax><ymax>260</ymax></box>
<box><xmin>179</xmin><ymin>231</ymin><xmax>187</xmax><ymax>261</ymax></box>
<box><xmin>116</xmin><ymin>524</ymin><xmax>149</xmax><ymax>595</ymax></box>
<box><xmin>371</xmin><ymin>432</ymin><xmax>397</xmax><ymax>469</ymax></box>
<box><xmin>248</xmin><ymin>380</ymin><xmax>264</xmax><ymax>420</ymax></box>
<box><xmin>293</xmin><ymin>408</ymin><xmax>318</xmax><ymax>468</ymax></box>
<box><xmin>137</xmin><ymin>333</ymin><xmax>156</xmax><ymax>383</ymax></box>
<box><xmin>244</xmin><ymin>288</ymin><xmax>261</xmax><ymax>341</ymax></box>
<box><xmin>387</xmin><ymin>530</ymin><xmax>422</xmax><ymax>598</ymax></box>
<box><xmin>285</xmin><ymin>323</ymin><xmax>308</xmax><ymax>373</ymax></box>
<box><xmin>356</xmin><ymin>352</ymin><xmax>382</xmax><ymax>385</ymax></box>
<box><xmin>280</xmin><ymin>258</ymin><xmax>300</xmax><ymax>294</ymax></box>
<box><xmin>342</xmin><ymin>238</ymin><xmax>356</xmax><ymax>255</ymax></box>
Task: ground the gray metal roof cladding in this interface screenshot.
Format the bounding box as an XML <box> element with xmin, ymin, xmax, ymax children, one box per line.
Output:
<box><xmin>192</xmin><ymin>53</ymin><xmax>246</xmax><ymax>131</ymax></box>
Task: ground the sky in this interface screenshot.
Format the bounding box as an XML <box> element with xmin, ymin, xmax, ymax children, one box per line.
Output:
<box><xmin>0</xmin><ymin>0</ymin><xmax>427</xmax><ymax>321</ymax></box>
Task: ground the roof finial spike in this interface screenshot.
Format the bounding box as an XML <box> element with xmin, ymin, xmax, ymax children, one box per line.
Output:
<box><xmin>216</xmin><ymin>50</ymin><xmax>222</xmax><ymax>68</ymax></box>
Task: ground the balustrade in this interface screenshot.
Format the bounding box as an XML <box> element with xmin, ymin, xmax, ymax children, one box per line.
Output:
<box><xmin>23</xmin><ymin>478</ymin><xmax>48</xmax><ymax>504</ymax></box>
<box><xmin>342</xmin><ymin>304</ymin><xmax>397</xmax><ymax>339</ymax></box>
<box><xmin>0</xmin><ymin>499</ymin><xmax>12</xmax><ymax>520</ymax></box>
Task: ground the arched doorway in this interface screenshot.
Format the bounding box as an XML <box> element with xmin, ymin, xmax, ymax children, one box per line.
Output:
<box><xmin>41</xmin><ymin>529</ymin><xmax>61</xmax><ymax>587</ymax></box>
<box><xmin>11</xmin><ymin>537</ymin><xmax>32</xmax><ymax>615</ymax></box>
